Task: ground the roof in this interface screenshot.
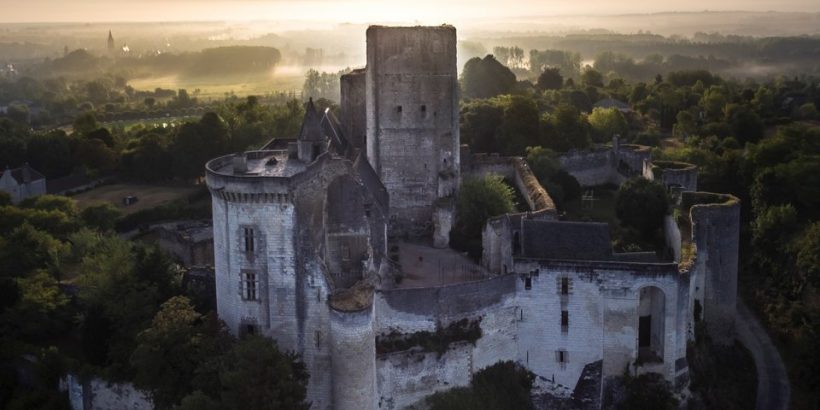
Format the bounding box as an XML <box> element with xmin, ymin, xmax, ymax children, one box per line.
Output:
<box><xmin>321</xmin><ymin>108</ymin><xmax>352</xmax><ymax>157</ymax></box>
<box><xmin>46</xmin><ymin>173</ymin><xmax>93</xmax><ymax>194</ymax></box>
<box><xmin>520</xmin><ymin>220</ymin><xmax>613</xmax><ymax>261</ymax></box>
<box><xmin>298</xmin><ymin>98</ymin><xmax>324</xmax><ymax>142</ymax></box>
<box><xmin>354</xmin><ymin>151</ymin><xmax>389</xmax><ymax>213</ymax></box>
<box><xmin>594</xmin><ymin>98</ymin><xmax>631</xmax><ymax>111</ymax></box>
<box><xmin>2</xmin><ymin>164</ymin><xmax>45</xmax><ymax>185</ymax></box>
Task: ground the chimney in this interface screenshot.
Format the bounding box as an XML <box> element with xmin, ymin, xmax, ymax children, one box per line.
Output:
<box><xmin>232</xmin><ymin>153</ymin><xmax>248</xmax><ymax>174</ymax></box>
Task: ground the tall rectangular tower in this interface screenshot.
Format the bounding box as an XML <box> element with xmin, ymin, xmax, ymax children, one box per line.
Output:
<box><xmin>366</xmin><ymin>25</ymin><xmax>460</xmax><ymax>237</ymax></box>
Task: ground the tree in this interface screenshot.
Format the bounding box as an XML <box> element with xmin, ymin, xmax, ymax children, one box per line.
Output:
<box><xmin>618</xmin><ymin>372</ymin><xmax>678</xmax><ymax>410</ymax></box>
<box><xmin>795</xmin><ymin>222</ymin><xmax>820</xmax><ymax>287</ymax></box>
<box><xmin>26</xmin><ymin>131</ymin><xmax>73</xmax><ymax>178</ymax></box>
<box><xmin>615</xmin><ymin>178</ymin><xmax>669</xmax><ymax>239</ymax></box>
<box><xmin>2</xmin><ymin>270</ymin><xmax>71</xmax><ymax>340</ymax></box>
<box><xmin>215</xmin><ymin>336</ymin><xmax>310</xmax><ymax>410</ymax></box>
<box><xmin>461</xmin><ymin>55</ymin><xmax>517</xmax><ymax>99</ymax></box>
<box><xmin>460</xmin><ymin>99</ymin><xmax>504</xmax><ymax>153</ymax></box>
<box><xmin>588</xmin><ymin>107</ymin><xmax>629</xmax><ymax>142</ymax></box>
<box><xmin>73</xmin><ymin>112</ymin><xmax>99</xmax><ymax>136</ymax></box>
<box><xmin>428</xmin><ymin>361</ymin><xmax>535</xmax><ymax>410</ymax></box>
<box><xmin>121</xmin><ymin>133</ymin><xmax>173</xmax><ymax>182</ymax></box>
<box><xmin>0</xmin><ymin>223</ymin><xmax>63</xmax><ymax>278</ymax></box>
<box><xmin>536</xmin><ymin>68</ymin><xmax>563</xmax><ymax>91</ymax></box>
<box><xmin>497</xmin><ymin>95</ymin><xmax>541</xmax><ymax>155</ymax></box>
<box><xmin>172</xmin><ymin>113</ymin><xmax>231</xmax><ymax>180</ymax></box>
<box><xmin>543</xmin><ymin>104</ymin><xmax>591</xmax><ymax>152</ymax></box>
<box><xmin>131</xmin><ymin>296</ymin><xmax>232</xmax><ymax>409</ymax></box>
<box><xmin>525</xmin><ymin>146</ymin><xmax>561</xmax><ymax>183</ymax></box>
<box><xmin>580</xmin><ymin>67</ymin><xmax>604</xmax><ymax>87</ymax></box>
<box><xmin>81</xmin><ymin>202</ymin><xmax>122</xmax><ymax>232</ymax></box>
<box><xmin>451</xmin><ymin>175</ymin><xmax>515</xmax><ymax>258</ymax></box>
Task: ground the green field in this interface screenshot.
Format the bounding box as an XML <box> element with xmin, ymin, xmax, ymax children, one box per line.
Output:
<box><xmin>73</xmin><ymin>183</ymin><xmax>201</xmax><ymax>215</ymax></box>
<box><xmin>128</xmin><ymin>71</ymin><xmax>304</xmax><ymax>100</ymax></box>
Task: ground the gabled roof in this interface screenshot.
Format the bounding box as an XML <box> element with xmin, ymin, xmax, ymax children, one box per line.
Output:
<box><xmin>298</xmin><ymin>98</ymin><xmax>325</xmax><ymax>142</ymax></box>
<box><xmin>353</xmin><ymin>151</ymin><xmax>388</xmax><ymax>213</ymax></box>
<box><xmin>320</xmin><ymin>107</ymin><xmax>352</xmax><ymax>158</ymax></box>
<box><xmin>2</xmin><ymin>164</ymin><xmax>45</xmax><ymax>185</ymax></box>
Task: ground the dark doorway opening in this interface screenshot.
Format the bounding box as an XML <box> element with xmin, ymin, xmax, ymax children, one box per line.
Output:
<box><xmin>639</xmin><ymin>315</ymin><xmax>651</xmax><ymax>347</ymax></box>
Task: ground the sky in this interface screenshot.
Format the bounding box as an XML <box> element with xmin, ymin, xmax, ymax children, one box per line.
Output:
<box><xmin>1</xmin><ymin>0</ymin><xmax>819</xmax><ymax>23</ymax></box>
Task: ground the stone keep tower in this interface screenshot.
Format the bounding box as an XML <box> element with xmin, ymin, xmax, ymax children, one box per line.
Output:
<box><xmin>365</xmin><ymin>26</ymin><xmax>460</xmax><ymax>239</ymax></box>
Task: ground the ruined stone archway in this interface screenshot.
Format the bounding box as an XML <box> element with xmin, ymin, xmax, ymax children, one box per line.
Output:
<box><xmin>637</xmin><ymin>286</ymin><xmax>665</xmax><ymax>363</ymax></box>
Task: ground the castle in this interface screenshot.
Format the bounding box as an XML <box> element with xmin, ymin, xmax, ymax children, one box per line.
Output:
<box><xmin>205</xmin><ymin>25</ymin><xmax>739</xmax><ymax>409</ymax></box>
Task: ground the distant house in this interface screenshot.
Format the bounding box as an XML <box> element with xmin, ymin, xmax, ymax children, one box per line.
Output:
<box><xmin>594</xmin><ymin>98</ymin><xmax>632</xmax><ymax>113</ymax></box>
<box><xmin>0</xmin><ymin>164</ymin><xmax>46</xmax><ymax>203</ymax></box>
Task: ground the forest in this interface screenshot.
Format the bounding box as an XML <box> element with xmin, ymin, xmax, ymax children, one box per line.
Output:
<box><xmin>1</xmin><ymin>21</ymin><xmax>820</xmax><ymax>408</ymax></box>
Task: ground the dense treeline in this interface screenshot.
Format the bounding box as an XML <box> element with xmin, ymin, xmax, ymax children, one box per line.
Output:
<box><xmin>0</xmin><ymin>192</ymin><xmax>310</xmax><ymax>409</ymax></box>
<box><xmin>0</xmin><ymin>96</ymin><xmax>305</xmax><ymax>182</ymax></box>
<box><xmin>488</xmin><ymin>33</ymin><xmax>820</xmax><ymax>80</ymax></box>
<box><xmin>38</xmin><ymin>46</ymin><xmax>282</xmax><ymax>79</ymax></box>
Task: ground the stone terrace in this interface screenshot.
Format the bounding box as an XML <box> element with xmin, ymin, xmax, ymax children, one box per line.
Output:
<box><xmin>394</xmin><ymin>241</ymin><xmax>489</xmax><ymax>288</ymax></box>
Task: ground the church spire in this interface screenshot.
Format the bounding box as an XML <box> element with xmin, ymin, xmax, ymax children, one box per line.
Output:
<box><xmin>107</xmin><ymin>30</ymin><xmax>115</xmax><ymax>53</ymax></box>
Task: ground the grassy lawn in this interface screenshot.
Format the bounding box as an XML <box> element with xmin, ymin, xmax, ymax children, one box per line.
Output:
<box><xmin>562</xmin><ymin>185</ymin><xmax>619</xmax><ymax>225</ymax></box>
<box><xmin>72</xmin><ymin>183</ymin><xmax>201</xmax><ymax>215</ymax></box>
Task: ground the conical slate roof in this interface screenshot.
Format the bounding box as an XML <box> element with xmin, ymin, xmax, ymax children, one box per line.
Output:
<box><xmin>298</xmin><ymin>98</ymin><xmax>324</xmax><ymax>142</ymax></box>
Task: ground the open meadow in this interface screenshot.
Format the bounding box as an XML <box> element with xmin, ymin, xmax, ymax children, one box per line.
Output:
<box><xmin>72</xmin><ymin>183</ymin><xmax>202</xmax><ymax>215</ymax></box>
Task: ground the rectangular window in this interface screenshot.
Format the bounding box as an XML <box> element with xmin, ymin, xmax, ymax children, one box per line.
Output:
<box><xmin>561</xmin><ymin>277</ymin><xmax>569</xmax><ymax>295</ymax></box>
<box><xmin>241</xmin><ymin>271</ymin><xmax>258</xmax><ymax>301</ymax></box>
<box><xmin>556</xmin><ymin>349</ymin><xmax>568</xmax><ymax>369</ymax></box>
<box><xmin>243</xmin><ymin>227</ymin><xmax>255</xmax><ymax>253</ymax></box>
<box><xmin>561</xmin><ymin>310</ymin><xmax>568</xmax><ymax>333</ymax></box>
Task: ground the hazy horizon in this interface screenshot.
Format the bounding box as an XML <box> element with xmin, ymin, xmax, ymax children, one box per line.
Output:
<box><xmin>1</xmin><ymin>0</ymin><xmax>819</xmax><ymax>24</ymax></box>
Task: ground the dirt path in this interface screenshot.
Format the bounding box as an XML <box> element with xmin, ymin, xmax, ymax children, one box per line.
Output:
<box><xmin>736</xmin><ymin>299</ymin><xmax>790</xmax><ymax>410</ymax></box>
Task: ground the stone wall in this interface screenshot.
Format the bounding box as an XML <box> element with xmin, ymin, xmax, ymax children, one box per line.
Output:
<box><xmin>558</xmin><ymin>148</ymin><xmax>615</xmax><ymax>187</ymax></box>
<box><xmin>643</xmin><ymin>160</ymin><xmax>698</xmax><ymax>192</ymax></box>
<box><xmin>686</xmin><ymin>192</ymin><xmax>740</xmax><ymax>345</ymax></box>
<box><xmin>62</xmin><ymin>374</ymin><xmax>152</xmax><ymax>410</ymax></box>
<box><xmin>340</xmin><ymin>69</ymin><xmax>367</xmax><ymax>150</ymax></box>
<box><xmin>373</xmin><ymin>276</ymin><xmax>519</xmax><ymax>408</ymax></box>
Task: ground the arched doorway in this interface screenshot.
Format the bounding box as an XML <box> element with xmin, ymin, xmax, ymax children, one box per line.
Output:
<box><xmin>637</xmin><ymin>286</ymin><xmax>665</xmax><ymax>363</ymax></box>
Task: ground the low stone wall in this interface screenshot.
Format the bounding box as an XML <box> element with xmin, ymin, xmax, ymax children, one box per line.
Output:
<box><xmin>558</xmin><ymin>148</ymin><xmax>615</xmax><ymax>186</ymax></box>
<box><xmin>62</xmin><ymin>374</ymin><xmax>152</xmax><ymax>410</ymax></box>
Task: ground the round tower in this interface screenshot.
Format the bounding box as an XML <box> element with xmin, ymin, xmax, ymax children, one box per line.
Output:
<box><xmin>329</xmin><ymin>289</ymin><xmax>376</xmax><ymax>410</ymax></box>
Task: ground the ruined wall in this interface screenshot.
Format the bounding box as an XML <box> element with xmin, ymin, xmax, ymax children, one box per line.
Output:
<box><xmin>481</xmin><ymin>216</ymin><xmax>513</xmax><ymax>274</ymax></box>
<box><xmin>558</xmin><ymin>148</ymin><xmax>615</xmax><ymax>187</ymax></box>
<box><xmin>643</xmin><ymin>161</ymin><xmax>698</xmax><ymax>192</ymax></box>
<box><xmin>687</xmin><ymin>193</ymin><xmax>740</xmax><ymax>345</ymax></box>
<box><xmin>466</xmin><ymin>154</ymin><xmax>557</xmax><ymax>217</ymax></box>
<box><xmin>330</xmin><ymin>305</ymin><xmax>377</xmax><ymax>410</ymax></box>
<box><xmin>616</xmin><ymin>145</ymin><xmax>651</xmax><ymax>177</ymax></box>
<box><xmin>340</xmin><ymin>69</ymin><xmax>367</xmax><ymax>150</ymax></box>
<box><xmin>664</xmin><ymin>215</ymin><xmax>682</xmax><ymax>263</ymax></box>
<box><xmin>374</xmin><ymin>276</ymin><xmax>519</xmax><ymax>408</ymax></box>
<box><xmin>366</xmin><ymin>26</ymin><xmax>460</xmax><ymax>233</ymax></box>
<box><xmin>62</xmin><ymin>374</ymin><xmax>152</xmax><ymax>410</ymax></box>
